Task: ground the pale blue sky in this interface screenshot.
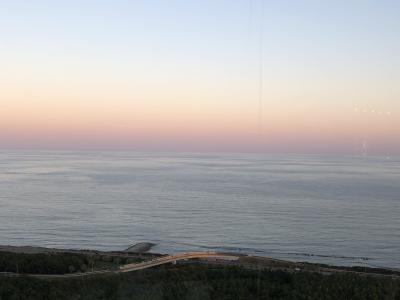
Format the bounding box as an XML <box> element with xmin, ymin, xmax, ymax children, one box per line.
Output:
<box><xmin>1</xmin><ymin>1</ymin><xmax>399</xmax><ymax>153</ymax></box>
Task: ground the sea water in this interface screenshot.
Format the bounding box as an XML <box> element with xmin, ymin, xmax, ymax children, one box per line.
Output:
<box><xmin>0</xmin><ymin>151</ymin><xmax>399</xmax><ymax>268</ymax></box>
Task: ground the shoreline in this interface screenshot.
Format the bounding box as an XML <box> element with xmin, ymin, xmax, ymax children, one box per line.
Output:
<box><xmin>1</xmin><ymin>244</ymin><xmax>399</xmax><ymax>280</ymax></box>
<box><xmin>0</xmin><ymin>243</ymin><xmax>156</xmax><ymax>255</ymax></box>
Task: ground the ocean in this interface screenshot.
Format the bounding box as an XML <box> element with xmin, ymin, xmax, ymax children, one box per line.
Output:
<box><xmin>0</xmin><ymin>151</ymin><xmax>399</xmax><ymax>269</ymax></box>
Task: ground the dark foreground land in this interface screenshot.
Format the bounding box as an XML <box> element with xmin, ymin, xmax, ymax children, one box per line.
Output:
<box><xmin>1</xmin><ymin>247</ymin><xmax>400</xmax><ymax>300</ymax></box>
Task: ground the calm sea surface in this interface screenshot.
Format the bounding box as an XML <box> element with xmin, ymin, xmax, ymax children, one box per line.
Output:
<box><xmin>0</xmin><ymin>151</ymin><xmax>399</xmax><ymax>268</ymax></box>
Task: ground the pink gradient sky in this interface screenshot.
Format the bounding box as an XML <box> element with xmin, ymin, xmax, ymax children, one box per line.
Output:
<box><xmin>1</xmin><ymin>1</ymin><xmax>399</xmax><ymax>154</ymax></box>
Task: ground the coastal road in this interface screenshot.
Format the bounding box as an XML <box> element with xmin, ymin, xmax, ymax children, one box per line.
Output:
<box><xmin>0</xmin><ymin>252</ymin><xmax>239</xmax><ymax>279</ymax></box>
<box><xmin>2</xmin><ymin>252</ymin><xmax>399</xmax><ymax>280</ymax></box>
<box><xmin>120</xmin><ymin>251</ymin><xmax>238</xmax><ymax>273</ymax></box>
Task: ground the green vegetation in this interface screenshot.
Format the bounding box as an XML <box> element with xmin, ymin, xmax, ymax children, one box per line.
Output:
<box><xmin>308</xmin><ymin>263</ymin><xmax>400</xmax><ymax>277</ymax></box>
<box><xmin>1</xmin><ymin>251</ymin><xmax>399</xmax><ymax>299</ymax></box>
<box><xmin>0</xmin><ymin>252</ymin><xmax>142</xmax><ymax>275</ymax></box>
<box><xmin>0</xmin><ymin>252</ymin><xmax>88</xmax><ymax>274</ymax></box>
<box><xmin>1</xmin><ymin>263</ymin><xmax>400</xmax><ymax>299</ymax></box>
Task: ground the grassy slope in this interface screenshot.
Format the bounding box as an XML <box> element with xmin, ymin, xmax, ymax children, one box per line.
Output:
<box><xmin>1</xmin><ymin>264</ymin><xmax>400</xmax><ymax>300</ymax></box>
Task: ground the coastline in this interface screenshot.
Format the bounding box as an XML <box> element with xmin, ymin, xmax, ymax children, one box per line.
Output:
<box><xmin>1</xmin><ymin>244</ymin><xmax>399</xmax><ymax>280</ymax></box>
<box><xmin>2</xmin><ymin>244</ymin><xmax>400</xmax><ymax>299</ymax></box>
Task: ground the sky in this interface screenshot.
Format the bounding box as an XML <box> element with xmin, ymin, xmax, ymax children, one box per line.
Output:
<box><xmin>1</xmin><ymin>0</ymin><xmax>399</xmax><ymax>154</ymax></box>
